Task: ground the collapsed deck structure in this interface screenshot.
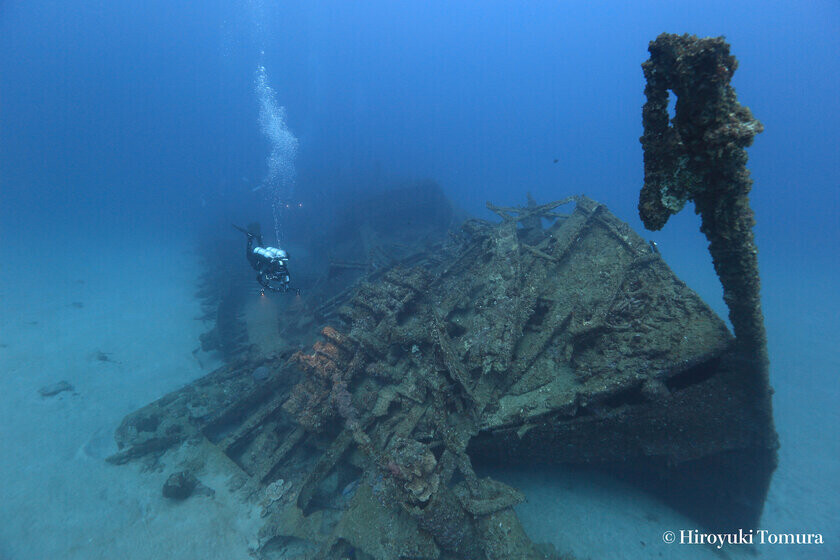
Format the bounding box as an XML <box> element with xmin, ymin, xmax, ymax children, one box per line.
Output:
<box><xmin>109</xmin><ymin>192</ymin><xmax>776</xmax><ymax>559</ymax></box>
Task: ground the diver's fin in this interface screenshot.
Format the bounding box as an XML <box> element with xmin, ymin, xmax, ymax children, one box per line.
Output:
<box><xmin>246</xmin><ymin>222</ymin><xmax>262</xmax><ymax>236</ymax></box>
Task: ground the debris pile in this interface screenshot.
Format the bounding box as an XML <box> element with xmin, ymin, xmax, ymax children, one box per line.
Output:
<box><xmin>109</xmin><ymin>192</ymin><xmax>777</xmax><ymax>558</ymax></box>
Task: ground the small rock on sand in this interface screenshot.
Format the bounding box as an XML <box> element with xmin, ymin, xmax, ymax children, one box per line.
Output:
<box><xmin>162</xmin><ymin>471</ymin><xmax>198</xmax><ymax>500</ymax></box>
<box><xmin>38</xmin><ymin>380</ymin><xmax>74</xmax><ymax>397</ymax></box>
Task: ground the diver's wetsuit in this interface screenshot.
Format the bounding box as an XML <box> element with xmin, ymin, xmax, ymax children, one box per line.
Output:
<box><xmin>242</xmin><ymin>228</ymin><xmax>290</xmax><ymax>292</ymax></box>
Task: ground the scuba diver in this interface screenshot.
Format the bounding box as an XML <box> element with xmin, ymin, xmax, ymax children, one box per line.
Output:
<box><xmin>233</xmin><ymin>223</ymin><xmax>291</xmax><ymax>293</ymax></box>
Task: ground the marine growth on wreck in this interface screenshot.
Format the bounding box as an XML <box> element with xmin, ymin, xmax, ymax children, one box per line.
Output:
<box><xmin>108</xmin><ymin>35</ymin><xmax>778</xmax><ymax>560</ymax></box>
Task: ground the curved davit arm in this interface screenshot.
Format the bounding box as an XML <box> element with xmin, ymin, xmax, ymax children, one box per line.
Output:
<box><xmin>639</xmin><ymin>33</ymin><xmax>769</xmax><ymax>375</ymax></box>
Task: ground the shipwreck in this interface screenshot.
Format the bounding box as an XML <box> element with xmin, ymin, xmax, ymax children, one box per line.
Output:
<box><xmin>108</xmin><ymin>34</ymin><xmax>778</xmax><ymax>559</ymax></box>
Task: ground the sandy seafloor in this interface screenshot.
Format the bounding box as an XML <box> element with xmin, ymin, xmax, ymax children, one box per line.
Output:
<box><xmin>0</xmin><ymin>231</ymin><xmax>837</xmax><ymax>559</ymax></box>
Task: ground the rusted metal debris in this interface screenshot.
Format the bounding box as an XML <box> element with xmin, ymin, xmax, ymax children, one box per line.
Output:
<box><xmin>109</xmin><ymin>193</ymin><xmax>777</xmax><ymax>559</ymax></box>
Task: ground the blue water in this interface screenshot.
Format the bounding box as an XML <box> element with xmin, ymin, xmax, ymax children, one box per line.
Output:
<box><xmin>1</xmin><ymin>1</ymin><xmax>837</xmax><ymax>559</ymax></box>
